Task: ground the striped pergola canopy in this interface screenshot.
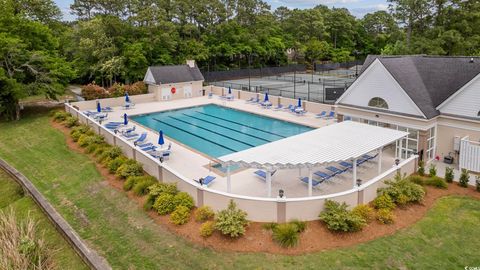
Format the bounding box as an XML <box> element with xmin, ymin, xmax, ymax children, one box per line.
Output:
<box><xmin>219</xmin><ymin>121</ymin><xmax>409</xmax><ymax>168</ymax></box>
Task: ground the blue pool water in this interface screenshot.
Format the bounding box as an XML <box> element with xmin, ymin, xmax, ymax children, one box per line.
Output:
<box><xmin>131</xmin><ymin>104</ymin><xmax>313</xmax><ymax>158</ymax></box>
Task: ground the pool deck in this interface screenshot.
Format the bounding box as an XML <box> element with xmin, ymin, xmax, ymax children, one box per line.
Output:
<box><xmin>91</xmin><ymin>96</ymin><xmax>397</xmax><ymax>198</ymax></box>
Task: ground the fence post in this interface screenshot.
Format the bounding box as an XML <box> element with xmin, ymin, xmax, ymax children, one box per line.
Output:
<box><xmin>307</xmin><ymin>82</ymin><xmax>310</xmax><ymax>101</ymax></box>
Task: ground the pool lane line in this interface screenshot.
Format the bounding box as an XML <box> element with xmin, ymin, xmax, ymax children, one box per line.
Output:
<box><xmin>181</xmin><ymin>113</ymin><xmax>273</xmax><ymax>143</ymax></box>
<box><xmin>166</xmin><ymin>116</ymin><xmax>257</xmax><ymax>148</ymax></box>
<box><xmin>151</xmin><ymin>118</ymin><xmax>239</xmax><ymax>153</ymax></box>
<box><xmin>194</xmin><ymin>111</ymin><xmax>287</xmax><ymax>138</ymax></box>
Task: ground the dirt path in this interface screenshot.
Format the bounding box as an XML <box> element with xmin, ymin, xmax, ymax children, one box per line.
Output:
<box><xmin>52</xmin><ymin>120</ymin><xmax>480</xmax><ymax>255</ymax></box>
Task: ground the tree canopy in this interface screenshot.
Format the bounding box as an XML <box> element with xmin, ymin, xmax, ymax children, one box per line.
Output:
<box><xmin>1</xmin><ymin>0</ymin><xmax>480</xmax><ymax>120</ymax></box>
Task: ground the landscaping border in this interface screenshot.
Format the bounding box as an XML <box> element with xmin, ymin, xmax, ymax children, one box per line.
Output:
<box><xmin>0</xmin><ymin>158</ymin><xmax>111</xmax><ymax>270</ymax></box>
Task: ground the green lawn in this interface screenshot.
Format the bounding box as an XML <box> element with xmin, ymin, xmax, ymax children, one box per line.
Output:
<box><xmin>0</xmin><ymin>169</ymin><xmax>88</xmax><ymax>270</ymax></box>
<box><xmin>0</xmin><ymin>113</ymin><xmax>480</xmax><ymax>269</ymax></box>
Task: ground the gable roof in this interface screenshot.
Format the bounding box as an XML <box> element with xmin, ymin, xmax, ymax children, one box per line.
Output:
<box><xmin>145</xmin><ymin>64</ymin><xmax>204</xmax><ymax>85</ymax></box>
<box><xmin>359</xmin><ymin>55</ymin><xmax>480</xmax><ymax>119</ymax></box>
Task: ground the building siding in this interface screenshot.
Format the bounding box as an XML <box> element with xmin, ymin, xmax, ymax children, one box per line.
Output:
<box><xmin>439</xmin><ymin>75</ymin><xmax>480</xmax><ymax>119</ymax></box>
<box><xmin>339</xmin><ymin>60</ymin><xmax>424</xmax><ymax>117</ymax></box>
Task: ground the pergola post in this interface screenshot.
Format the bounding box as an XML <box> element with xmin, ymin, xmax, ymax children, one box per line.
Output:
<box><xmin>226</xmin><ymin>165</ymin><xmax>231</xmax><ymax>193</ymax></box>
<box><xmin>353</xmin><ymin>158</ymin><xmax>358</xmax><ymax>188</ymax></box>
<box><xmin>378</xmin><ymin>147</ymin><xmax>383</xmax><ymax>175</ymax></box>
<box><xmin>308</xmin><ymin>167</ymin><xmax>313</xmax><ymax>197</ymax></box>
<box><xmin>266</xmin><ymin>168</ymin><xmax>272</xmax><ymax>197</ymax></box>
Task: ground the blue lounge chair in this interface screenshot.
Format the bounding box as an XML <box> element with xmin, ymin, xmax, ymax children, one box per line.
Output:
<box><xmin>300</xmin><ymin>177</ymin><xmax>322</xmax><ymax>187</ymax></box>
<box><xmin>208</xmin><ymin>92</ymin><xmax>213</xmax><ymax>99</ymax></box>
<box><xmin>102</xmin><ymin>107</ymin><xmax>113</xmax><ymax>112</ymax></box>
<box><xmin>344</xmin><ymin>116</ymin><xmax>352</xmax><ymax>121</ymax></box>
<box><xmin>254</xmin><ymin>170</ymin><xmax>276</xmax><ymax>181</ymax></box>
<box><xmin>315</xmin><ymin>111</ymin><xmax>326</xmax><ymax>118</ymax></box>
<box><xmin>122</xmin><ymin>132</ymin><xmax>139</xmax><ymax>139</ymax></box>
<box><xmin>133</xmin><ymin>133</ymin><xmax>147</xmax><ymax>145</ymax></box>
<box><xmin>314</xmin><ymin>171</ymin><xmax>333</xmax><ymax>181</ymax></box>
<box><xmin>245</xmin><ymin>97</ymin><xmax>255</xmax><ymax>103</ymax></box>
<box><xmin>260</xmin><ymin>101</ymin><xmax>272</xmax><ymax>108</ymax></box>
<box><xmin>340</xmin><ymin>159</ymin><xmax>367</xmax><ymax>169</ymax></box>
<box><xmin>326</xmin><ymin>166</ymin><xmax>348</xmax><ymax>176</ymax></box>
<box><xmin>121</xmin><ymin>126</ymin><xmax>136</xmax><ymax>134</ymax></box>
<box><xmin>295</xmin><ymin>108</ymin><xmax>307</xmax><ymax>116</ymax></box>
<box><xmin>149</xmin><ymin>150</ymin><xmax>170</xmax><ymax>160</ymax></box>
<box><xmin>325</xmin><ymin>111</ymin><xmax>335</xmax><ymax>119</ymax></box>
<box><xmin>198</xmin><ymin>175</ymin><xmax>216</xmax><ymax>186</ymax></box>
<box><xmin>137</xmin><ymin>142</ymin><xmax>153</xmax><ymax>148</ymax></box>
<box><xmin>249</xmin><ymin>98</ymin><xmax>260</xmax><ymax>104</ymax></box>
<box><xmin>122</xmin><ymin>102</ymin><xmax>135</xmax><ymax>109</ymax></box>
<box><xmin>363</xmin><ymin>153</ymin><xmax>378</xmax><ymax>161</ymax></box>
<box><xmin>141</xmin><ymin>145</ymin><xmax>157</xmax><ymax>152</ymax></box>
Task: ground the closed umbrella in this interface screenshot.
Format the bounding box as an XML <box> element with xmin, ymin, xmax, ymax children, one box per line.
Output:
<box><xmin>264</xmin><ymin>92</ymin><xmax>269</xmax><ymax>102</ymax></box>
<box><xmin>158</xmin><ymin>130</ymin><xmax>165</xmax><ymax>147</ymax></box>
<box><xmin>123</xmin><ymin>113</ymin><xmax>128</xmax><ymax>125</ymax></box>
<box><xmin>125</xmin><ymin>92</ymin><xmax>130</xmax><ymax>103</ymax></box>
<box><xmin>96</xmin><ymin>101</ymin><xmax>101</xmax><ymax>113</ymax></box>
<box><xmin>228</xmin><ymin>87</ymin><xmax>232</xmax><ymax>95</ymax></box>
<box><xmin>297</xmin><ymin>98</ymin><xmax>302</xmax><ymax>108</ymax></box>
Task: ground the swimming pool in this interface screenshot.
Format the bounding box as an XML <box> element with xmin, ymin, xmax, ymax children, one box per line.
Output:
<box><xmin>131</xmin><ymin>104</ymin><xmax>313</xmax><ymax>158</ymax></box>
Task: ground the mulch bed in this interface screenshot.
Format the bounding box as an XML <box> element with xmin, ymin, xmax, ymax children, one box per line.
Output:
<box><xmin>52</xmin><ymin>120</ymin><xmax>480</xmax><ymax>255</ymax></box>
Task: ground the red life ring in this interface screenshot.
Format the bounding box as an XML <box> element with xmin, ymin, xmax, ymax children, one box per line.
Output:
<box><xmin>171</xmin><ymin>87</ymin><xmax>176</xmax><ymax>94</ymax></box>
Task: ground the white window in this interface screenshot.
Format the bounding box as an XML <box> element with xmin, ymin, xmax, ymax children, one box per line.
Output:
<box><xmin>396</xmin><ymin>126</ymin><xmax>418</xmax><ymax>159</ymax></box>
<box><xmin>368</xmin><ymin>97</ymin><xmax>389</xmax><ymax>109</ymax></box>
<box><xmin>183</xmin><ymin>85</ymin><xmax>192</xmax><ymax>98</ymax></box>
<box><xmin>161</xmin><ymin>87</ymin><xmax>171</xmax><ymax>100</ymax></box>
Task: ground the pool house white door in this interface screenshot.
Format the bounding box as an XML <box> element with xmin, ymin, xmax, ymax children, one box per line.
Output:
<box><xmin>161</xmin><ymin>87</ymin><xmax>171</xmax><ymax>100</ymax></box>
<box><xmin>395</xmin><ymin>126</ymin><xmax>419</xmax><ymax>159</ymax></box>
<box><xmin>183</xmin><ymin>85</ymin><xmax>192</xmax><ymax>98</ymax></box>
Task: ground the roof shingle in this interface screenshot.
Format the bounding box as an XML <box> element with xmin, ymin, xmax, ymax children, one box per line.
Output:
<box><xmin>146</xmin><ymin>65</ymin><xmax>204</xmax><ymax>84</ymax></box>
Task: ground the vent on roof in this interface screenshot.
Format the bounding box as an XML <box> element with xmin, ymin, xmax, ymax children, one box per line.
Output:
<box><xmin>470</xmin><ymin>58</ymin><xmax>474</xmax><ymax>63</ymax></box>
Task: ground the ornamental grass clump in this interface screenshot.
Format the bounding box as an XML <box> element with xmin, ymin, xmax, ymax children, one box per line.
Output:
<box><xmin>319</xmin><ymin>200</ymin><xmax>366</xmax><ymax>232</ymax></box>
<box><xmin>125</xmin><ymin>175</ymin><xmax>157</xmax><ymax>195</ymax></box>
<box><xmin>272</xmin><ymin>223</ymin><xmax>300</xmax><ymax>248</ymax></box>
<box><xmin>0</xmin><ymin>210</ymin><xmax>54</xmax><ymax>270</ymax></box>
<box><xmin>52</xmin><ymin>110</ymin><xmax>70</xmax><ymax>122</ymax></box>
<box><xmin>215</xmin><ymin>200</ymin><xmax>249</xmax><ymax>238</ymax></box>
<box><xmin>428</xmin><ymin>163</ymin><xmax>437</xmax><ymax>177</ymax></box>
<box><xmin>425</xmin><ymin>176</ymin><xmax>448</xmax><ymax>189</ymax></box>
<box><xmin>107</xmin><ymin>156</ymin><xmax>128</xmax><ymax>174</ymax></box>
<box><xmin>445</xmin><ymin>167</ymin><xmax>454</xmax><ymax>183</ymax></box>
<box><xmin>63</xmin><ymin>116</ymin><xmax>78</xmax><ymax>128</ymax></box>
<box><xmin>417</xmin><ymin>161</ymin><xmax>425</xmax><ymax>176</ymax></box>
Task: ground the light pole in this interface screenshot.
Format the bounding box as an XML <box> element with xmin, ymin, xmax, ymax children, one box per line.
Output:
<box><xmin>353</xmin><ymin>50</ymin><xmax>360</xmax><ymax>78</ymax></box>
<box><xmin>248</xmin><ymin>54</ymin><xmax>251</xmax><ymax>92</ymax></box>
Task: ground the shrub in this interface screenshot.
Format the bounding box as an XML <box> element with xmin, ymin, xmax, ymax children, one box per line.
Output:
<box><xmin>170</xmin><ymin>205</ymin><xmax>191</xmax><ymax>225</ymax></box>
<box><xmin>108</xmin><ymin>156</ymin><xmax>128</xmax><ymax>174</ymax></box>
<box><xmin>93</xmin><ymin>145</ymin><xmax>109</xmax><ymax>158</ymax></box>
<box><xmin>215</xmin><ymin>200</ymin><xmax>249</xmax><ymax>238</ymax></box>
<box><xmin>445</xmin><ymin>167</ymin><xmax>454</xmax><ymax>183</ymax></box>
<box><xmin>319</xmin><ymin>200</ymin><xmax>366</xmax><ymax>232</ymax></box>
<box><xmin>476</xmin><ymin>176</ymin><xmax>480</xmax><ymax>192</ymax></box>
<box><xmin>115</xmin><ymin>159</ymin><xmax>143</xmax><ymax>179</ymax></box>
<box><xmin>408</xmin><ymin>175</ymin><xmax>425</xmax><ymax>186</ymax></box>
<box><xmin>132</xmin><ymin>177</ymin><xmax>157</xmax><ymax>196</ymax></box>
<box><xmin>459</xmin><ymin>169</ymin><xmax>470</xmax><ymax>187</ymax></box>
<box><xmin>52</xmin><ymin>110</ymin><xmax>69</xmax><ymax>122</ymax></box>
<box><xmin>396</xmin><ymin>194</ymin><xmax>409</xmax><ymax>207</ymax></box>
<box><xmin>378</xmin><ymin>174</ymin><xmax>425</xmax><ymax>205</ymax></box>
<box><xmin>351</xmin><ymin>204</ymin><xmax>375</xmax><ymax>223</ymax></box>
<box><xmin>290</xmin><ymin>219</ymin><xmax>307</xmax><ymax>233</ymax></box>
<box><xmin>81</xmin><ymin>83</ymin><xmax>109</xmax><ymax>100</ymax></box>
<box><xmin>200</xmin><ymin>221</ymin><xmax>215</xmax><ymax>237</ymax></box>
<box><xmin>144</xmin><ymin>183</ymin><xmax>179</xmax><ymax>211</ymax></box>
<box><xmin>376</xmin><ymin>209</ymin><xmax>395</xmax><ymax>224</ymax></box>
<box><xmin>153</xmin><ymin>193</ymin><xmax>176</xmax><ymax>215</ymax></box>
<box><xmin>172</xmin><ymin>192</ymin><xmax>194</xmax><ymax>210</ymax></box>
<box><xmin>373</xmin><ymin>194</ymin><xmax>396</xmax><ymax>210</ymax></box>
<box><xmin>123</xmin><ymin>176</ymin><xmax>137</xmax><ymax>191</ymax></box>
<box><xmin>99</xmin><ymin>146</ymin><xmax>123</xmax><ymax>164</ymax></box>
<box><xmin>272</xmin><ymin>223</ymin><xmax>299</xmax><ymax>248</ymax></box>
<box><xmin>428</xmin><ymin>164</ymin><xmax>437</xmax><ymax>177</ymax></box>
<box><xmin>86</xmin><ymin>142</ymin><xmax>106</xmax><ymax>154</ymax></box>
<box><xmin>425</xmin><ymin>176</ymin><xmax>448</xmax><ymax>189</ymax></box>
<box><xmin>70</xmin><ymin>125</ymin><xmax>92</xmax><ymax>141</ymax></box>
<box><xmin>194</xmin><ymin>206</ymin><xmax>215</xmax><ymax>222</ymax></box>
<box><xmin>63</xmin><ymin>116</ymin><xmax>78</xmax><ymax>127</ymax></box>
<box><xmin>77</xmin><ymin>134</ymin><xmax>104</xmax><ymax>148</ymax></box>
<box><xmin>417</xmin><ymin>161</ymin><xmax>425</xmax><ymax>176</ymax></box>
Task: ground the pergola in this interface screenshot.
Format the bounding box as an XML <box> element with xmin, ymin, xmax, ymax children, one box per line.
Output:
<box><xmin>219</xmin><ymin>121</ymin><xmax>409</xmax><ymax>197</ymax></box>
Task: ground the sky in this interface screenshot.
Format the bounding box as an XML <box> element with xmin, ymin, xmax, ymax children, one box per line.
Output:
<box><xmin>54</xmin><ymin>0</ymin><xmax>389</xmax><ymax>21</ymax></box>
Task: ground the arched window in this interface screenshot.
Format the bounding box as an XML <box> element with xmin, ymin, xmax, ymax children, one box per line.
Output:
<box><xmin>368</xmin><ymin>97</ymin><xmax>389</xmax><ymax>109</ymax></box>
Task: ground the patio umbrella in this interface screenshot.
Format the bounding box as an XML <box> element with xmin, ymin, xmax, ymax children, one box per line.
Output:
<box><xmin>123</xmin><ymin>113</ymin><xmax>128</xmax><ymax>125</ymax></box>
<box><xmin>158</xmin><ymin>130</ymin><xmax>165</xmax><ymax>147</ymax></box>
<box><xmin>96</xmin><ymin>101</ymin><xmax>101</xmax><ymax>113</ymax></box>
<box><xmin>125</xmin><ymin>92</ymin><xmax>130</xmax><ymax>103</ymax></box>
<box><xmin>297</xmin><ymin>98</ymin><xmax>302</xmax><ymax>107</ymax></box>
<box><xmin>228</xmin><ymin>87</ymin><xmax>232</xmax><ymax>95</ymax></box>
<box><xmin>264</xmin><ymin>92</ymin><xmax>269</xmax><ymax>102</ymax></box>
